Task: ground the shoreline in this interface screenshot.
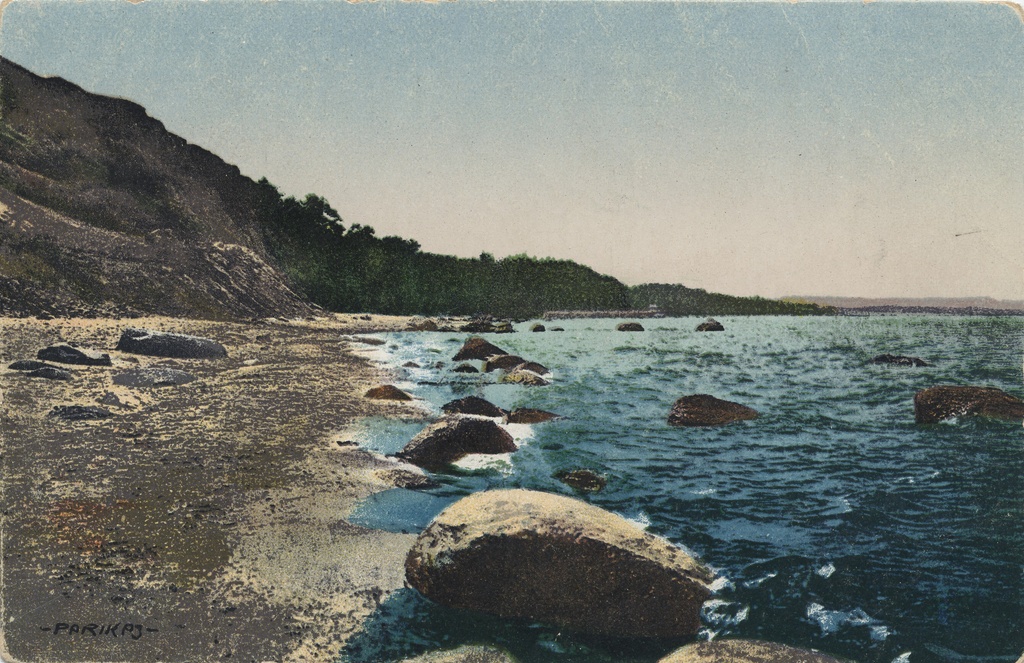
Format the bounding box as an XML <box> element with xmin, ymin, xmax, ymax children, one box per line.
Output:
<box><xmin>0</xmin><ymin>313</ymin><xmax>433</xmax><ymax>663</ymax></box>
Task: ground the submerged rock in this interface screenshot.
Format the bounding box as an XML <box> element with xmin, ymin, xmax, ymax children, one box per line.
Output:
<box><xmin>37</xmin><ymin>344</ymin><xmax>112</xmax><ymax>366</ymax></box>
<box><xmin>551</xmin><ymin>327</ymin><xmax>565</xmax><ymax>332</ymax></box>
<box><xmin>26</xmin><ymin>367</ymin><xmax>73</xmax><ymax>381</ymax></box>
<box><xmin>116</xmin><ymin>328</ymin><xmax>227</xmax><ymax>359</ymax></box>
<box><xmin>365</xmin><ymin>385</ymin><xmax>413</xmax><ymax>401</ymax></box>
<box><xmin>48</xmin><ymin>405</ymin><xmax>112</xmax><ymax>421</ymax></box>
<box><xmin>113</xmin><ymin>368</ymin><xmax>196</xmax><ymax>388</ymax></box>
<box><xmin>658</xmin><ymin>640</ymin><xmax>845</xmax><ymax>663</ymax></box>
<box><xmin>617</xmin><ymin>322</ymin><xmax>644</xmax><ymax>332</ymax></box>
<box><xmin>668</xmin><ymin>394</ymin><xmax>758</xmax><ymax>427</ymax></box>
<box><xmin>914</xmin><ymin>385</ymin><xmax>1024</xmax><ymax>424</ymax></box>
<box><xmin>441</xmin><ymin>396</ymin><xmax>506</xmax><ymax>418</ymax></box>
<box><xmin>506</xmin><ymin>408</ymin><xmax>560</xmax><ymax>424</ymax></box>
<box><xmin>403</xmin><ymin>361</ymin><xmax>422</xmax><ymax>369</ymax></box>
<box><xmin>397</xmin><ymin>416</ymin><xmax>516</xmax><ymax>470</ymax></box>
<box><xmin>406</xmin><ymin>489</ymin><xmax>713</xmax><ymax>637</ymax></box>
<box><xmin>871</xmin><ymin>353</ymin><xmax>932</xmax><ymax>367</ymax></box>
<box><xmin>453</xmin><ymin>337</ymin><xmax>508</xmax><ymax>362</ymax></box>
<box><xmin>399</xmin><ymin>645</ymin><xmax>519</xmax><ymax>663</ymax></box>
<box><xmin>695</xmin><ymin>318</ymin><xmax>724</xmax><ymax>332</ymax></box>
<box><xmin>554</xmin><ymin>469</ymin><xmax>606</xmax><ymax>492</ymax></box>
<box><xmin>500</xmin><ymin>368</ymin><xmax>549</xmax><ymax>386</ymax></box>
<box><xmin>453</xmin><ymin>364</ymin><xmax>479</xmax><ymax>374</ymax></box>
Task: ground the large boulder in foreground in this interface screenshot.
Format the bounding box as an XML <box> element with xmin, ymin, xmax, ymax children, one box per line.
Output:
<box><xmin>116</xmin><ymin>328</ymin><xmax>227</xmax><ymax>359</ymax></box>
<box><xmin>442</xmin><ymin>396</ymin><xmax>506</xmax><ymax>418</ymax></box>
<box><xmin>658</xmin><ymin>640</ymin><xmax>845</xmax><ymax>663</ymax></box>
<box><xmin>405</xmin><ymin>489</ymin><xmax>713</xmax><ymax>638</ymax></box>
<box><xmin>914</xmin><ymin>385</ymin><xmax>1024</xmax><ymax>424</ymax></box>
<box><xmin>695</xmin><ymin>318</ymin><xmax>724</xmax><ymax>332</ymax></box>
<box><xmin>399</xmin><ymin>645</ymin><xmax>518</xmax><ymax>663</ymax></box>
<box><xmin>668</xmin><ymin>394</ymin><xmax>758</xmax><ymax>427</ymax></box>
<box><xmin>37</xmin><ymin>344</ymin><xmax>112</xmax><ymax>366</ymax></box>
<box><xmin>397</xmin><ymin>417</ymin><xmax>516</xmax><ymax>470</ymax></box>
<box><xmin>453</xmin><ymin>337</ymin><xmax>508</xmax><ymax>362</ymax></box>
<box><xmin>870</xmin><ymin>353</ymin><xmax>931</xmax><ymax>367</ymax></box>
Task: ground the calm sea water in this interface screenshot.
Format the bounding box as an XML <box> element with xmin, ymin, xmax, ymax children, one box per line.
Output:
<box><xmin>339</xmin><ymin>316</ymin><xmax>1024</xmax><ymax>663</ymax></box>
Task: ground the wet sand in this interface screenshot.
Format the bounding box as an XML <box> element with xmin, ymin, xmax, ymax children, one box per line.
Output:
<box><xmin>0</xmin><ymin>314</ymin><xmax>433</xmax><ymax>662</ymax></box>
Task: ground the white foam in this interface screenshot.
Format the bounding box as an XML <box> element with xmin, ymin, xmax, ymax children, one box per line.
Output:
<box><xmin>742</xmin><ymin>572</ymin><xmax>777</xmax><ymax>588</ymax></box>
<box><xmin>452</xmin><ymin>453</ymin><xmax>515</xmax><ymax>474</ymax></box>
<box><xmin>693</xmin><ymin>487</ymin><xmax>718</xmax><ymax>495</ymax></box>
<box><xmin>503</xmin><ymin>423</ymin><xmax>535</xmax><ymax>445</ymax></box>
<box><xmin>817</xmin><ymin>562</ymin><xmax>837</xmax><ymax>578</ymax></box>
<box><xmin>701</xmin><ymin>599</ymin><xmax>750</xmax><ymax>628</ymax></box>
<box><xmin>807</xmin><ymin>602</ymin><xmax>887</xmax><ymax>638</ymax></box>
<box><xmin>625</xmin><ymin>511</ymin><xmax>651</xmax><ymax>529</ymax></box>
<box><xmin>891</xmin><ymin>653</ymin><xmax>912</xmax><ymax>663</ymax></box>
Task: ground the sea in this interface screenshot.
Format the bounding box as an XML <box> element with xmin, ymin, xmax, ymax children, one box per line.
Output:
<box><xmin>336</xmin><ymin>316</ymin><xmax>1024</xmax><ymax>663</ymax></box>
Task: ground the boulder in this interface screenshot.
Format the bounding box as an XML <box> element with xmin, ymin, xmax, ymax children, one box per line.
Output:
<box><xmin>442</xmin><ymin>396</ymin><xmax>507</xmax><ymax>418</ymax></box>
<box><xmin>506</xmin><ymin>408</ymin><xmax>560</xmax><ymax>424</ymax></box>
<box><xmin>398</xmin><ymin>645</ymin><xmax>518</xmax><ymax>663</ymax></box>
<box><xmin>500</xmin><ymin>368</ymin><xmax>549</xmax><ymax>386</ymax></box>
<box><xmin>405</xmin><ymin>489</ymin><xmax>713</xmax><ymax>637</ymax></box>
<box><xmin>617</xmin><ymin>322</ymin><xmax>644</xmax><ymax>332</ymax></box>
<box><xmin>658</xmin><ymin>640</ymin><xmax>845</xmax><ymax>663</ymax></box>
<box><xmin>403</xmin><ymin>361</ymin><xmax>422</xmax><ymax>368</ymax></box>
<box><xmin>453</xmin><ymin>337</ymin><xmax>508</xmax><ymax>362</ymax></box>
<box><xmin>483</xmin><ymin>355</ymin><xmax>527</xmax><ymax>372</ymax></box>
<box><xmin>914</xmin><ymin>385</ymin><xmax>1024</xmax><ymax>424</ymax></box>
<box><xmin>37</xmin><ymin>344</ymin><xmax>112</xmax><ymax>366</ymax></box>
<box><xmin>695</xmin><ymin>318</ymin><xmax>724</xmax><ymax>332</ymax></box>
<box><xmin>26</xmin><ymin>367</ymin><xmax>73</xmax><ymax>381</ymax></box>
<box><xmin>349</xmin><ymin>336</ymin><xmax>386</xmax><ymax>346</ymax></box>
<box><xmin>113</xmin><ymin>368</ymin><xmax>196</xmax><ymax>388</ymax></box>
<box><xmin>365</xmin><ymin>385</ymin><xmax>413</xmax><ymax>401</ymax></box>
<box><xmin>397</xmin><ymin>416</ymin><xmax>516</xmax><ymax>470</ymax></box>
<box><xmin>116</xmin><ymin>328</ymin><xmax>227</xmax><ymax>359</ymax></box>
<box><xmin>870</xmin><ymin>353</ymin><xmax>931</xmax><ymax>367</ymax></box>
<box><xmin>514</xmin><ymin>361</ymin><xmax>549</xmax><ymax>375</ymax></box>
<box><xmin>48</xmin><ymin>405</ymin><xmax>112</xmax><ymax>421</ymax></box>
<box><xmin>554</xmin><ymin>469</ymin><xmax>606</xmax><ymax>493</ymax></box>
<box><xmin>668</xmin><ymin>394</ymin><xmax>758</xmax><ymax>427</ymax></box>
<box><xmin>9</xmin><ymin>360</ymin><xmax>54</xmax><ymax>371</ymax></box>
<box><xmin>453</xmin><ymin>364</ymin><xmax>479</xmax><ymax>374</ymax></box>
<box><xmin>531</xmin><ymin>324</ymin><xmax>546</xmax><ymax>332</ymax></box>
<box><xmin>409</xmin><ymin>319</ymin><xmax>440</xmax><ymax>332</ymax></box>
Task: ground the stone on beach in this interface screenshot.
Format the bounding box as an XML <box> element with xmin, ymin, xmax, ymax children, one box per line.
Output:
<box><xmin>116</xmin><ymin>328</ymin><xmax>228</xmax><ymax>359</ymax></box>
<box><xmin>408</xmin><ymin>319</ymin><xmax>440</xmax><ymax>332</ymax></box>
<box><xmin>441</xmin><ymin>396</ymin><xmax>507</xmax><ymax>418</ymax></box>
<box><xmin>9</xmin><ymin>360</ymin><xmax>54</xmax><ymax>371</ymax></box>
<box><xmin>405</xmin><ymin>489</ymin><xmax>713</xmax><ymax>637</ymax></box>
<box><xmin>506</xmin><ymin>408</ymin><xmax>560</xmax><ymax>424</ymax></box>
<box><xmin>397</xmin><ymin>416</ymin><xmax>516</xmax><ymax>471</ymax></box>
<box><xmin>617</xmin><ymin>322</ymin><xmax>644</xmax><ymax>332</ymax></box>
<box><xmin>870</xmin><ymin>353</ymin><xmax>932</xmax><ymax>367</ymax></box>
<box><xmin>657</xmin><ymin>639</ymin><xmax>846</xmax><ymax>663</ymax></box>
<box><xmin>37</xmin><ymin>343</ymin><xmax>112</xmax><ymax>366</ymax></box>
<box><xmin>113</xmin><ymin>367</ymin><xmax>196</xmax><ymax>388</ymax></box>
<box><xmin>453</xmin><ymin>337</ymin><xmax>508</xmax><ymax>362</ymax></box>
<box><xmin>668</xmin><ymin>394</ymin><xmax>758</xmax><ymax>427</ymax></box>
<box><xmin>48</xmin><ymin>405</ymin><xmax>112</xmax><ymax>421</ymax></box>
<box><xmin>365</xmin><ymin>385</ymin><xmax>413</xmax><ymax>401</ymax></box>
<box><xmin>26</xmin><ymin>367</ymin><xmax>74</xmax><ymax>381</ymax></box>
<box><xmin>914</xmin><ymin>385</ymin><xmax>1024</xmax><ymax>424</ymax></box>
<box><xmin>695</xmin><ymin>318</ymin><xmax>725</xmax><ymax>332</ymax></box>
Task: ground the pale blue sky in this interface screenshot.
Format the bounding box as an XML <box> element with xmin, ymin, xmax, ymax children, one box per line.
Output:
<box><xmin>2</xmin><ymin>1</ymin><xmax>1022</xmax><ymax>299</ymax></box>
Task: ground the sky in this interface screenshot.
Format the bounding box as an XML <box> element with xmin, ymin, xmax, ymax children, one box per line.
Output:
<box><xmin>1</xmin><ymin>0</ymin><xmax>1022</xmax><ymax>300</ymax></box>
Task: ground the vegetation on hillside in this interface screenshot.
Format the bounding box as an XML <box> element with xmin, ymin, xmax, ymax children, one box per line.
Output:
<box><xmin>628</xmin><ymin>283</ymin><xmax>836</xmax><ymax>316</ymax></box>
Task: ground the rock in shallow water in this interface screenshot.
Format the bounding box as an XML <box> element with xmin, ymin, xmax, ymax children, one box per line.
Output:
<box><xmin>506</xmin><ymin>408</ymin><xmax>560</xmax><ymax>424</ymax></box>
<box><xmin>657</xmin><ymin>639</ymin><xmax>846</xmax><ymax>663</ymax></box>
<box><xmin>871</xmin><ymin>353</ymin><xmax>931</xmax><ymax>367</ymax></box>
<box><xmin>116</xmin><ymin>328</ymin><xmax>227</xmax><ymax>359</ymax></box>
<box><xmin>554</xmin><ymin>469</ymin><xmax>606</xmax><ymax>492</ymax></box>
<box><xmin>453</xmin><ymin>337</ymin><xmax>508</xmax><ymax>362</ymax></box>
<box><xmin>914</xmin><ymin>385</ymin><xmax>1024</xmax><ymax>424</ymax></box>
<box><xmin>695</xmin><ymin>318</ymin><xmax>725</xmax><ymax>332</ymax></box>
<box><xmin>617</xmin><ymin>322</ymin><xmax>644</xmax><ymax>332</ymax></box>
<box><xmin>397</xmin><ymin>416</ymin><xmax>516</xmax><ymax>470</ymax></box>
<box><xmin>441</xmin><ymin>396</ymin><xmax>506</xmax><ymax>418</ymax></box>
<box><xmin>668</xmin><ymin>394</ymin><xmax>758</xmax><ymax>427</ymax></box>
<box><xmin>405</xmin><ymin>489</ymin><xmax>713</xmax><ymax>638</ymax></box>
<box><xmin>500</xmin><ymin>368</ymin><xmax>549</xmax><ymax>386</ymax></box>
<box><xmin>365</xmin><ymin>385</ymin><xmax>413</xmax><ymax>401</ymax></box>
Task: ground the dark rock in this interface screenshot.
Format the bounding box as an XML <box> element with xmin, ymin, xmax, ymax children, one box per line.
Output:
<box><xmin>695</xmin><ymin>318</ymin><xmax>724</xmax><ymax>332</ymax></box>
<box><xmin>453</xmin><ymin>364</ymin><xmax>479</xmax><ymax>374</ymax></box>
<box><xmin>550</xmin><ymin>327</ymin><xmax>565</xmax><ymax>332</ymax></box>
<box><xmin>506</xmin><ymin>408</ymin><xmax>560</xmax><ymax>424</ymax></box>
<box><xmin>403</xmin><ymin>361</ymin><xmax>422</xmax><ymax>368</ymax></box>
<box><xmin>658</xmin><ymin>640</ymin><xmax>845</xmax><ymax>663</ymax></box>
<box><xmin>397</xmin><ymin>417</ymin><xmax>517</xmax><ymax>470</ymax></box>
<box><xmin>48</xmin><ymin>405</ymin><xmax>112</xmax><ymax>421</ymax></box>
<box><xmin>116</xmin><ymin>328</ymin><xmax>227</xmax><ymax>359</ymax></box>
<box><xmin>555</xmin><ymin>469</ymin><xmax>606</xmax><ymax>492</ymax></box>
<box><xmin>349</xmin><ymin>336</ymin><xmax>386</xmax><ymax>346</ymax></box>
<box><xmin>365</xmin><ymin>385</ymin><xmax>413</xmax><ymax>401</ymax></box>
<box><xmin>531</xmin><ymin>324</ymin><xmax>546</xmax><ymax>332</ymax></box>
<box><xmin>914</xmin><ymin>385</ymin><xmax>1024</xmax><ymax>424</ymax></box>
<box><xmin>8</xmin><ymin>360</ymin><xmax>53</xmax><ymax>371</ymax></box>
<box><xmin>405</xmin><ymin>489</ymin><xmax>713</xmax><ymax>637</ymax></box>
<box><xmin>434</xmin><ymin>361</ymin><xmax>446</xmax><ymax>369</ymax></box>
<box><xmin>98</xmin><ymin>392</ymin><xmax>123</xmax><ymax>407</ymax></box>
<box><xmin>668</xmin><ymin>394</ymin><xmax>758</xmax><ymax>427</ymax></box>
<box><xmin>408</xmin><ymin>319</ymin><xmax>440</xmax><ymax>332</ymax></box>
<box><xmin>500</xmin><ymin>368</ymin><xmax>549</xmax><ymax>386</ymax></box>
<box><xmin>514</xmin><ymin>361</ymin><xmax>549</xmax><ymax>375</ymax></box>
<box><xmin>617</xmin><ymin>322</ymin><xmax>644</xmax><ymax>332</ymax></box>
<box><xmin>398</xmin><ymin>645</ymin><xmax>519</xmax><ymax>663</ymax></box>
<box><xmin>483</xmin><ymin>355</ymin><xmax>527</xmax><ymax>372</ymax></box>
<box><xmin>26</xmin><ymin>367</ymin><xmax>74</xmax><ymax>381</ymax></box>
<box><xmin>492</xmin><ymin>321</ymin><xmax>515</xmax><ymax>334</ymax></box>
<box><xmin>37</xmin><ymin>344</ymin><xmax>112</xmax><ymax>366</ymax></box>
<box><xmin>442</xmin><ymin>396</ymin><xmax>507</xmax><ymax>418</ymax></box>
<box><xmin>113</xmin><ymin>368</ymin><xmax>196</xmax><ymax>388</ymax></box>
<box><xmin>453</xmin><ymin>337</ymin><xmax>507</xmax><ymax>362</ymax></box>
<box><xmin>871</xmin><ymin>353</ymin><xmax>932</xmax><ymax>367</ymax></box>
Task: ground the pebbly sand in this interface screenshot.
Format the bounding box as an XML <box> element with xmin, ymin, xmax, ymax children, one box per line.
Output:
<box><xmin>0</xmin><ymin>314</ymin><xmax>437</xmax><ymax>663</ymax></box>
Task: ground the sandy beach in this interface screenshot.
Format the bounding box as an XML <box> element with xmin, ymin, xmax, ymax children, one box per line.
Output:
<box><xmin>0</xmin><ymin>314</ymin><xmax>434</xmax><ymax>663</ymax></box>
